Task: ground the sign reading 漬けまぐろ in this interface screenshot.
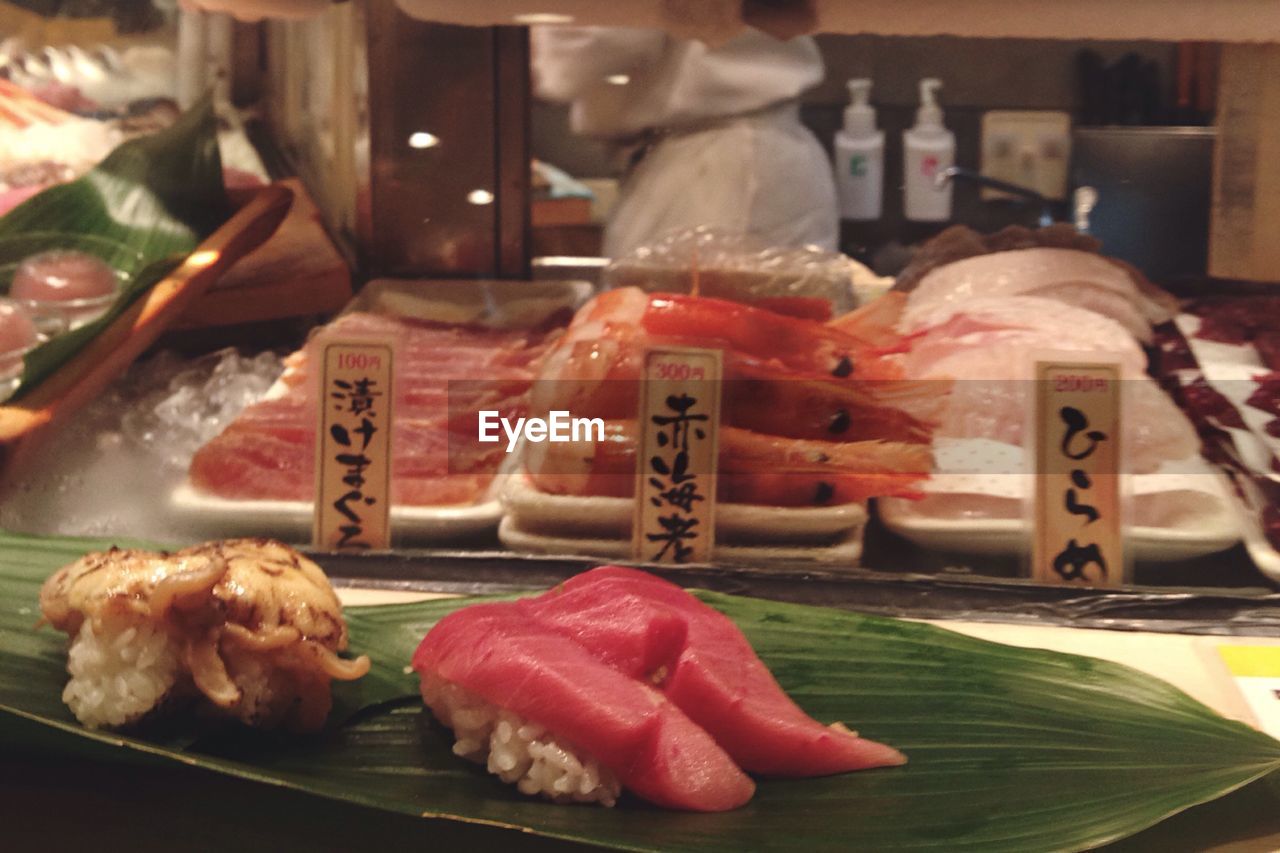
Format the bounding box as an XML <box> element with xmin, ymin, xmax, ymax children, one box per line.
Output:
<box><xmin>314</xmin><ymin>342</ymin><xmax>393</xmax><ymax>550</ymax></box>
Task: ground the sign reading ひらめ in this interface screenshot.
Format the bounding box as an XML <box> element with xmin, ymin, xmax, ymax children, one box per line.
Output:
<box><xmin>1032</xmin><ymin>361</ymin><xmax>1124</xmax><ymax>586</ymax></box>
<box><xmin>314</xmin><ymin>342</ymin><xmax>393</xmax><ymax>550</ymax></box>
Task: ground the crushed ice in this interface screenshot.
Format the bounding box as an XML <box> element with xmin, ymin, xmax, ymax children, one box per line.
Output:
<box><xmin>0</xmin><ymin>348</ymin><xmax>283</xmax><ymax>539</ymax></box>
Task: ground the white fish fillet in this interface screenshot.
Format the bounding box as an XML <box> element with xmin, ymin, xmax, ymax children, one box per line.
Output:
<box><xmin>902</xmin><ymin>248</ymin><xmax>1160</xmax><ymax>343</ymax></box>
<box><xmin>901</xmin><ymin>296</ymin><xmax>1199</xmax><ymax>473</ymax></box>
<box><xmin>903</xmin><ymin>297</ymin><xmax>1148</xmax><ymax>379</ymax></box>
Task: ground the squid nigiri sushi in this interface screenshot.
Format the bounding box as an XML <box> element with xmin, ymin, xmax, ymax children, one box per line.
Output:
<box><xmin>412</xmin><ymin>566</ymin><xmax>903</xmax><ymax>811</ymax></box>
<box><xmin>39</xmin><ymin>538</ymin><xmax>370</xmax><ymax>732</ymax></box>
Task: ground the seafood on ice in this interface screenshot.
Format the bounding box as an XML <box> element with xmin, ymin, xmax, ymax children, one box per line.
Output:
<box><xmin>39</xmin><ymin>538</ymin><xmax>369</xmax><ymax>731</ymax></box>
<box><xmin>189</xmin><ymin>311</ymin><xmax>564</xmax><ymax>506</ymax></box>
<box><xmin>525</xmin><ymin>287</ymin><xmax>939</xmax><ymax>506</ymax></box>
<box><xmin>413</xmin><ymin>566</ymin><xmax>904</xmax><ymax>811</ymax></box>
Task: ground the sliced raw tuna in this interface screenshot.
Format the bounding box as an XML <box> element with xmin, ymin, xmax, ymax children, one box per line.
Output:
<box><xmin>525</xmin><ymin>566</ymin><xmax>906</xmax><ymax>777</ymax></box>
<box><xmin>412</xmin><ymin>602</ymin><xmax>755</xmax><ymax>812</ymax></box>
<box><xmin>188</xmin><ymin>311</ymin><xmax>563</xmax><ymax>506</ymax></box>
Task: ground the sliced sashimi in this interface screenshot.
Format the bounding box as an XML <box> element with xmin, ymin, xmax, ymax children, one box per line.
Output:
<box><xmin>189</xmin><ymin>311</ymin><xmax>562</xmax><ymax>506</ymax></box>
<box><xmin>898</xmin><ymin>296</ymin><xmax>1199</xmax><ymax>473</ymax></box>
<box><xmin>901</xmin><ymin>248</ymin><xmax>1159</xmax><ymax>342</ymax></box>
<box><xmin>526</xmin><ymin>566</ymin><xmax>906</xmax><ymax>777</ymax></box>
<box><xmin>412</xmin><ymin>602</ymin><xmax>755</xmax><ymax>812</ymax></box>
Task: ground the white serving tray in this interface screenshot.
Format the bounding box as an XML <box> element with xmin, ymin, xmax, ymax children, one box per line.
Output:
<box><xmin>500</xmin><ymin>473</ymin><xmax>868</xmax><ymax>565</ymax></box>
<box><xmin>498</xmin><ymin>516</ymin><xmax>864</xmax><ymax>566</ymax></box>
<box><xmin>502</xmin><ymin>472</ymin><xmax>866</xmax><ymax>545</ymax></box>
<box><xmin>170</xmin><ymin>482</ymin><xmax>505</xmax><ymax>544</ymax></box>
<box><xmin>879</xmin><ymin>438</ymin><xmax>1240</xmax><ymax>562</ymax></box>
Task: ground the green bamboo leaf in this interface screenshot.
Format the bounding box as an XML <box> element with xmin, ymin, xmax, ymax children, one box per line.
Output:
<box><xmin>0</xmin><ymin>94</ymin><xmax>227</xmax><ymax>396</ymax></box>
<box><xmin>0</xmin><ymin>530</ymin><xmax>1276</xmax><ymax>851</ymax></box>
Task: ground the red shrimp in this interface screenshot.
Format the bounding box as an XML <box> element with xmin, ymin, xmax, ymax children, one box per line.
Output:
<box><xmin>524</xmin><ymin>421</ymin><xmax>930</xmax><ymax>507</ymax></box>
<box><xmin>530</xmin><ymin>289</ymin><xmax>937</xmax><ymax>439</ymax></box>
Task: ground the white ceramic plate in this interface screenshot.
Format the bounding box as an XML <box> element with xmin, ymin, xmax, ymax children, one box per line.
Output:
<box><xmin>500</xmin><ymin>472</ymin><xmax>869</xmax><ymax>565</ymax></box>
<box><xmin>879</xmin><ymin>438</ymin><xmax>1241</xmax><ymax>562</ymax></box>
<box><xmin>502</xmin><ymin>473</ymin><xmax>867</xmax><ymax>545</ymax></box>
<box><xmin>498</xmin><ymin>515</ymin><xmax>864</xmax><ymax>566</ymax></box>
<box><xmin>170</xmin><ymin>482</ymin><xmax>505</xmax><ymax>544</ymax></box>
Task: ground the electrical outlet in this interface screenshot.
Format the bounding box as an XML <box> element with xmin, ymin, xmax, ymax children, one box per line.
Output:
<box><xmin>980</xmin><ymin>110</ymin><xmax>1072</xmax><ymax>201</ymax></box>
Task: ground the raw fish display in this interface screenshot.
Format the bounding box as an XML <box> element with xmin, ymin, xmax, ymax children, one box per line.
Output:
<box><xmin>189</xmin><ymin>311</ymin><xmax>563</xmax><ymax>506</ymax></box>
<box><xmin>871</xmin><ymin>294</ymin><xmax>1200</xmax><ymax>473</ymax></box>
<box><xmin>900</xmin><ymin>247</ymin><xmax>1168</xmax><ymax>343</ymax></box>
<box><xmin>39</xmin><ymin>538</ymin><xmax>369</xmax><ymax>732</ymax></box>
<box><xmin>526</xmin><ymin>287</ymin><xmax>936</xmax><ymax>506</ymax></box>
<box><xmin>412</xmin><ymin>566</ymin><xmax>902</xmax><ymax>811</ymax></box>
<box><xmin>892</xmin><ymin>224</ymin><xmax>1179</xmax><ymax>323</ymax></box>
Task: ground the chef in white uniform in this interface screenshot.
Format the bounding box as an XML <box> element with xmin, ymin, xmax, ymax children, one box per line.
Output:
<box><xmin>533</xmin><ymin>26</ymin><xmax>837</xmax><ymax>258</ymax></box>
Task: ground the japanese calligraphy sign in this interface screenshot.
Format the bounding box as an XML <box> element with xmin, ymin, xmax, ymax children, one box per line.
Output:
<box><xmin>1032</xmin><ymin>361</ymin><xmax>1124</xmax><ymax>586</ymax></box>
<box><xmin>313</xmin><ymin>342</ymin><xmax>394</xmax><ymax>551</ymax></box>
<box><xmin>633</xmin><ymin>348</ymin><xmax>723</xmax><ymax>565</ymax></box>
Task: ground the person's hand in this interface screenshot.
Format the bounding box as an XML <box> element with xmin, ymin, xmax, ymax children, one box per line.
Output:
<box><xmin>177</xmin><ymin>0</ymin><xmax>332</xmax><ymax>22</ymax></box>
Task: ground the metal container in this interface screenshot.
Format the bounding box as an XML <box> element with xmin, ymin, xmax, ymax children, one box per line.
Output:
<box><xmin>1071</xmin><ymin>126</ymin><xmax>1216</xmax><ymax>283</ymax></box>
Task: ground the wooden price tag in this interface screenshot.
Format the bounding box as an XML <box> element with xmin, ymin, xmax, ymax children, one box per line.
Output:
<box><xmin>313</xmin><ymin>341</ymin><xmax>394</xmax><ymax>550</ymax></box>
<box><xmin>1032</xmin><ymin>361</ymin><xmax>1123</xmax><ymax>586</ymax></box>
<box><xmin>633</xmin><ymin>347</ymin><xmax>723</xmax><ymax>564</ymax></box>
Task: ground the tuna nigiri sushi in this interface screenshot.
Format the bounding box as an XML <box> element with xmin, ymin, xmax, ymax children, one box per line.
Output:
<box><xmin>523</xmin><ymin>567</ymin><xmax>906</xmax><ymax>776</ymax></box>
<box><xmin>412</xmin><ymin>566</ymin><xmax>904</xmax><ymax>811</ymax></box>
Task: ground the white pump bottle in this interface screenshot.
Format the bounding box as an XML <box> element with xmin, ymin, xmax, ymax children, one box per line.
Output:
<box><xmin>833</xmin><ymin>78</ymin><xmax>884</xmax><ymax>221</ymax></box>
<box><xmin>903</xmin><ymin>78</ymin><xmax>955</xmax><ymax>222</ymax></box>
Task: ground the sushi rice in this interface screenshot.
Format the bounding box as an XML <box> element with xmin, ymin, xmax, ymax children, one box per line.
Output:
<box><xmin>61</xmin><ymin>617</ymin><xmax>311</xmax><ymax>730</ymax></box>
<box><xmin>421</xmin><ymin>672</ymin><xmax>622</xmax><ymax>807</ymax></box>
<box><xmin>62</xmin><ymin>618</ymin><xmax>180</xmax><ymax>729</ymax></box>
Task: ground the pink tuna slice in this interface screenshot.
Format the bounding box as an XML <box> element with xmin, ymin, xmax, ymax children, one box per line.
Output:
<box><xmin>525</xmin><ymin>566</ymin><xmax>906</xmax><ymax>777</ymax></box>
<box><xmin>412</xmin><ymin>602</ymin><xmax>755</xmax><ymax>812</ymax></box>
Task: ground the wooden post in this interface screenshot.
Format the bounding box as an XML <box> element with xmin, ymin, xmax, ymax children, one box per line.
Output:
<box><xmin>1210</xmin><ymin>44</ymin><xmax>1280</xmax><ymax>283</ymax></box>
